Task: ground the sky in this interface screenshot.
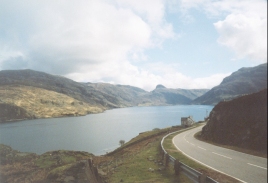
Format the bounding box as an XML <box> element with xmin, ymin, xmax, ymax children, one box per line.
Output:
<box><xmin>0</xmin><ymin>0</ymin><xmax>267</xmax><ymax>91</ymax></box>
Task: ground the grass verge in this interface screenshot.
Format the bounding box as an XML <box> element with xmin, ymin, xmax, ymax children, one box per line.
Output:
<box><xmin>100</xmin><ymin>126</ymin><xmax>192</xmax><ymax>183</ymax></box>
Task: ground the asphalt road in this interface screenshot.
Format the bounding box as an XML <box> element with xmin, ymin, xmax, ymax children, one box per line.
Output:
<box><xmin>173</xmin><ymin>125</ymin><xmax>267</xmax><ymax>183</ymax></box>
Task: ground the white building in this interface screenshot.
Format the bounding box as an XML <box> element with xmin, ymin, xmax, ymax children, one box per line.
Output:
<box><xmin>181</xmin><ymin>116</ymin><xmax>195</xmax><ymax>127</ymax></box>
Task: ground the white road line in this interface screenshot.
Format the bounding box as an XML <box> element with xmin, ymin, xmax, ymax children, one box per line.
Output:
<box><xmin>183</xmin><ymin>134</ymin><xmax>187</xmax><ymax>140</ymax></box>
<box><xmin>190</xmin><ymin>143</ymin><xmax>195</xmax><ymax>146</ymax></box>
<box><xmin>184</xmin><ymin>134</ymin><xmax>191</xmax><ymax>144</ymax></box>
<box><xmin>247</xmin><ymin>163</ymin><xmax>267</xmax><ymax>170</ymax></box>
<box><xmin>212</xmin><ymin>152</ymin><xmax>232</xmax><ymax>159</ymax></box>
<box><xmin>197</xmin><ymin>146</ymin><xmax>206</xmax><ymax>150</ymax></box>
<box><xmin>172</xmin><ymin>138</ymin><xmax>247</xmax><ymax>183</ymax></box>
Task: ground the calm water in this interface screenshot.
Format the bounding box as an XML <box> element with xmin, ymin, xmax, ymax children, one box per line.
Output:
<box><xmin>0</xmin><ymin>105</ymin><xmax>213</xmax><ymax>155</ymax></box>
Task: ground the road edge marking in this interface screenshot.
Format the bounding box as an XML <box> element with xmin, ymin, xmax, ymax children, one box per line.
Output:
<box><xmin>197</xmin><ymin>146</ymin><xmax>206</xmax><ymax>150</ymax></box>
<box><xmin>172</xmin><ymin>133</ymin><xmax>248</xmax><ymax>183</ymax></box>
<box><xmin>212</xmin><ymin>152</ymin><xmax>232</xmax><ymax>159</ymax></box>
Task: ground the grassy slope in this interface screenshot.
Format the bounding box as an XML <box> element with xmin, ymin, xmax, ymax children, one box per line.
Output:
<box><xmin>0</xmin><ymin>85</ymin><xmax>104</xmax><ymax>121</ymax></box>
<box><xmin>101</xmin><ymin>126</ymin><xmax>192</xmax><ymax>183</ymax></box>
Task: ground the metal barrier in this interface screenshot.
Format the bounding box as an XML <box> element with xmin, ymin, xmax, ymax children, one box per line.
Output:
<box><xmin>160</xmin><ymin>128</ymin><xmax>219</xmax><ymax>183</ymax></box>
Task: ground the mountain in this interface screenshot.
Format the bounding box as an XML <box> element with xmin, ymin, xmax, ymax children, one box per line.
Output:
<box><xmin>0</xmin><ymin>85</ymin><xmax>103</xmax><ymax>122</ymax></box>
<box><xmin>201</xmin><ymin>89</ymin><xmax>267</xmax><ymax>153</ymax></box>
<box><xmin>193</xmin><ymin>63</ymin><xmax>267</xmax><ymax>105</ymax></box>
<box><xmin>0</xmin><ymin>69</ymin><xmax>208</xmax><ymax>122</ymax></box>
<box><xmin>86</xmin><ymin>83</ymin><xmax>148</xmax><ymax>107</ymax></box>
<box><xmin>138</xmin><ymin>85</ymin><xmax>209</xmax><ymax>106</ymax></box>
<box><xmin>0</xmin><ymin>69</ymin><xmax>120</xmax><ymax>109</ymax></box>
<box><xmin>152</xmin><ymin>84</ymin><xmax>209</xmax><ymax>100</ymax></box>
<box><xmin>87</xmin><ymin>83</ymin><xmax>209</xmax><ymax>106</ymax></box>
<box><xmin>0</xmin><ymin>69</ymin><xmax>121</xmax><ymax>122</ymax></box>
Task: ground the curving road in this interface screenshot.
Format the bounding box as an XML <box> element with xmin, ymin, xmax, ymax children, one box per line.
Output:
<box><xmin>173</xmin><ymin>125</ymin><xmax>267</xmax><ymax>183</ymax></box>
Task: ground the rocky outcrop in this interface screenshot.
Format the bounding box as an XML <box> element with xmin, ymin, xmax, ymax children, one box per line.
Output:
<box><xmin>201</xmin><ymin>89</ymin><xmax>267</xmax><ymax>152</ymax></box>
<box><xmin>0</xmin><ymin>144</ymin><xmax>94</xmax><ymax>183</ymax></box>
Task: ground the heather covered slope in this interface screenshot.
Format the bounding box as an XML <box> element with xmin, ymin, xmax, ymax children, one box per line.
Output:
<box><xmin>193</xmin><ymin>63</ymin><xmax>267</xmax><ymax>105</ymax></box>
<box><xmin>201</xmin><ymin>89</ymin><xmax>267</xmax><ymax>153</ymax></box>
<box><xmin>0</xmin><ymin>69</ymin><xmax>120</xmax><ymax>109</ymax></box>
<box><xmin>0</xmin><ymin>85</ymin><xmax>103</xmax><ymax>122</ymax></box>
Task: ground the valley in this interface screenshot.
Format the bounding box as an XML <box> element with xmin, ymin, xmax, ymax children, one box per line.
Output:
<box><xmin>0</xmin><ymin>63</ymin><xmax>266</xmax><ymax>122</ymax></box>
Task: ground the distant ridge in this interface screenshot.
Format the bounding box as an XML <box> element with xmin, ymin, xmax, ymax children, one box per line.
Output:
<box><xmin>0</xmin><ymin>69</ymin><xmax>208</xmax><ymax>122</ymax></box>
<box><xmin>193</xmin><ymin>63</ymin><xmax>267</xmax><ymax>105</ymax></box>
<box><xmin>2</xmin><ymin>63</ymin><xmax>265</xmax><ymax>122</ymax></box>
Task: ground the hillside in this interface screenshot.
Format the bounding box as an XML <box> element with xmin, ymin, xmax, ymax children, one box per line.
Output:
<box><xmin>87</xmin><ymin>83</ymin><xmax>209</xmax><ymax>106</ymax></box>
<box><xmin>0</xmin><ymin>144</ymin><xmax>94</xmax><ymax>183</ymax></box>
<box><xmin>138</xmin><ymin>85</ymin><xmax>209</xmax><ymax>106</ymax></box>
<box><xmin>0</xmin><ymin>69</ymin><xmax>208</xmax><ymax>122</ymax></box>
<box><xmin>86</xmin><ymin>83</ymin><xmax>148</xmax><ymax>107</ymax></box>
<box><xmin>193</xmin><ymin>63</ymin><xmax>267</xmax><ymax>105</ymax></box>
<box><xmin>0</xmin><ymin>69</ymin><xmax>120</xmax><ymax>109</ymax></box>
<box><xmin>0</xmin><ymin>85</ymin><xmax>103</xmax><ymax>122</ymax></box>
<box><xmin>201</xmin><ymin>89</ymin><xmax>267</xmax><ymax>153</ymax></box>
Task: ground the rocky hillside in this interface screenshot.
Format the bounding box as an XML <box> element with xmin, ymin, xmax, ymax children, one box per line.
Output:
<box><xmin>193</xmin><ymin>63</ymin><xmax>267</xmax><ymax>105</ymax></box>
<box><xmin>0</xmin><ymin>144</ymin><xmax>94</xmax><ymax>183</ymax></box>
<box><xmin>201</xmin><ymin>89</ymin><xmax>267</xmax><ymax>153</ymax></box>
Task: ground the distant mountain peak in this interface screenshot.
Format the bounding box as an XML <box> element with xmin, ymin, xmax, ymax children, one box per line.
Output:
<box><xmin>155</xmin><ymin>84</ymin><xmax>166</xmax><ymax>89</ymax></box>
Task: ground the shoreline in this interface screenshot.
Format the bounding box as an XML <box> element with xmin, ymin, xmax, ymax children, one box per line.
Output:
<box><xmin>0</xmin><ymin>103</ymin><xmax>215</xmax><ymax>124</ymax></box>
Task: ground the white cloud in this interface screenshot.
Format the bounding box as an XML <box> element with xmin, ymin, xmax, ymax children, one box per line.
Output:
<box><xmin>0</xmin><ymin>0</ymin><xmax>183</xmax><ymax>91</ymax></box>
<box><xmin>0</xmin><ymin>0</ymin><xmax>153</xmax><ymax>72</ymax></box>
<box><xmin>66</xmin><ymin>60</ymin><xmax>230</xmax><ymax>91</ymax></box>
<box><xmin>214</xmin><ymin>11</ymin><xmax>267</xmax><ymax>63</ymax></box>
<box><xmin>0</xmin><ymin>0</ymin><xmax>261</xmax><ymax>91</ymax></box>
<box><xmin>192</xmin><ymin>73</ymin><xmax>231</xmax><ymax>89</ymax></box>
<box><xmin>176</xmin><ymin>0</ymin><xmax>267</xmax><ymax>63</ymax></box>
<box><xmin>115</xmin><ymin>0</ymin><xmax>176</xmax><ymax>44</ymax></box>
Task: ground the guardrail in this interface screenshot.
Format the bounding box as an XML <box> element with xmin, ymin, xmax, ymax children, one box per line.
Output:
<box><xmin>160</xmin><ymin>127</ymin><xmax>219</xmax><ymax>183</ymax></box>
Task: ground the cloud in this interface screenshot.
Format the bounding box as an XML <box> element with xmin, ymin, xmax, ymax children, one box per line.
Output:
<box><xmin>0</xmin><ymin>0</ymin><xmax>153</xmax><ymax>71</ymax></box>
<box><xmin>176</xmin><ymin>0</ymin><xmax>267</xmax><ymax>63</ymax></box>
<box><xmin>214</xmin><ymin>10</ymin><xmax>267</xmax><ymax>63</ymax></box>
<box><xmin>0</xmin><ymin>0</ymin><xmax>183</xmax><ymax>91</ymax></box>
<box><xmin>0</xmin><ymin>0</ymin><xmax>261</xmax><ymax>91</ymax></box>
<box><xmin>66</xmin><ymin>61</ymin><xmax>230</xmax><ymax>91</ymax></box>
